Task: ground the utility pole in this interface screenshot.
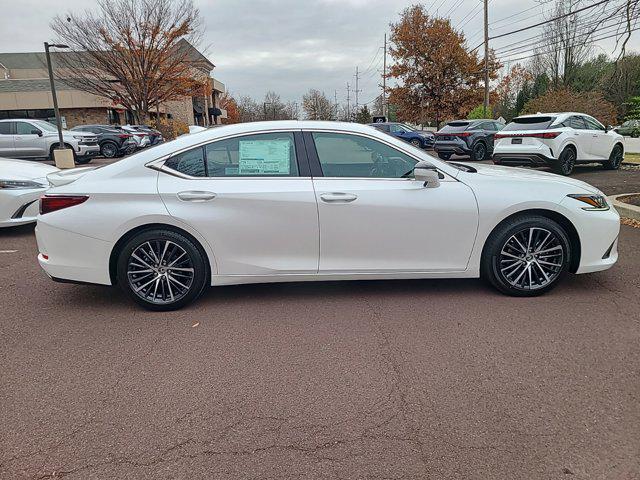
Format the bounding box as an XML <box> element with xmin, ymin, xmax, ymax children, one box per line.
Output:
<box><xmin>44</xmin><ymin>41</ymin><xmax>73</xmax><ymax>168</ymax></box>
<box><xmin>346</xmin><ymin>82</ymin><xmax>351</xmax><ymax>121</ymax></box>
<box><xmin>382</xmin><ymin>33</ymin><xmax>387</xmax><ymax>118</ymax></box>
<box><xmin>354</xmin><ymin>66</ymin><xmax>362</xmax><ymax>115</ymax></box>
<box><xmin>483</xmin><ymin>0</ymin><xmax>489</xmax><ymax>117</ymax></box>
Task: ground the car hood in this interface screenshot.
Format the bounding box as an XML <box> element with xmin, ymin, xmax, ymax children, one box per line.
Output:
<box><xmin>0</xmin><ymin>157</ymin><xmax>59</xmax><ymax>181</ymax></box>
<box><xmin>458</xmin><ymin>162</ymin><xmax>601</xmax><ymax>194</ymax></box>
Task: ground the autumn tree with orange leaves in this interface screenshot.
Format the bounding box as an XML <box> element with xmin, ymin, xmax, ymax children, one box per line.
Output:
<box><xmin>387</xmin><ymin>5</ymin><xmax>500</xmax><ymax>127</ymax></box>
<box><xmin>219</xmin><ymin>92</ymin><xmax>240</xmax><ymax>124</ymax></box>
<box><xmin>51</xmin><ymin>0</ymin><xmax>207</xmax><ymax>123</ymax></box>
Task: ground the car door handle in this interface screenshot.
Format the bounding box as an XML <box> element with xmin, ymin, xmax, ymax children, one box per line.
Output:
<box><xmin>177</xmin><ymin>191</ymin><xmax>216</xmax><ymax>202</ymax></box>
<box><xmin>320</xmin><ymin>192</ymin><xmax>358</xmax><ymax>203</ymax></box>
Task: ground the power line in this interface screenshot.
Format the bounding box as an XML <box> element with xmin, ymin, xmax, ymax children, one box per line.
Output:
<box><xmin>493</xmin><ymin>12</ymin><xmax>636</xmax><ymax>57</ymax></box>
<box><xmin>470</xmin><ymin>0</ymin><xmax>611</xmax><ymax>50</ymax></box>
<box><xmin>498</xmin><ymin>25</ymin><xmax>640</xmax><ymax>63</ymax></box>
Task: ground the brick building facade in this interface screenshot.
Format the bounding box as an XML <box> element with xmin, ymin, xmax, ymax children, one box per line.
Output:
<box><xmin>0</xmin><ymin>41</ymin><xmax>226</xmax><ymax>128</ymax></box>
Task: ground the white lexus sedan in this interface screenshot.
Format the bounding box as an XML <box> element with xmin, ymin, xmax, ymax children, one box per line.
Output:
<box><xmin>0</xmin><ymin>158</ymin><xmax>58</xmax><ymax>228</ymax></box>
<box><xmin>35</xmin><ymin>121</ymin><xmax>620</xmax><ymax>310</ymax></box>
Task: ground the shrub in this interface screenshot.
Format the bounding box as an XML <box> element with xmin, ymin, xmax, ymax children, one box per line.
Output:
<box><xmin>150</xmin><ymin>118</ymin><xmax>189</xmax><ymax>140</ymax></box>
<box><xmin>522</xmin><ymin>88</ymin><xmax>618</xmax><ymax>126</ymax></box>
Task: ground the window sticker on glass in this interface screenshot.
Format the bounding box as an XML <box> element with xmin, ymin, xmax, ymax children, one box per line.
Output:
<box><xmin>238</xmin><ymin>139</ymin><xmax>291</xmax><ymax>175</ymax></box>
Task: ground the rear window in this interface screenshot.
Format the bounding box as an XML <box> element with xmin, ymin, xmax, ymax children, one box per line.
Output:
<box><xmin>439</xmin><ymin>122</ymin><xmax>470</xmax><ymax>133</ymax></box>
<box><xmin>503</xmin><ymin>116</ymin><xmax>556</xmax><ymax>131</ymax></box>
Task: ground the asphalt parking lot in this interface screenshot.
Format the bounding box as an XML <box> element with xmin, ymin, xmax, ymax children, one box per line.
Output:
<box><xmin>1</xmin><ymin>156</ymin><xmax>639</xmax><ymax>479</ymax></box>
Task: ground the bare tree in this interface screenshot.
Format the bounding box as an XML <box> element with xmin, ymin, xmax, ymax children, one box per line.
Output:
<box><xmin>302</xmin><ymin>89</ymin><xmax>334</xmax><ymax>120</ymax></box>
<box><xmin>50</xmin><ymin>0</ymin><xmax>206</xmax><ymax>123</ymax></box>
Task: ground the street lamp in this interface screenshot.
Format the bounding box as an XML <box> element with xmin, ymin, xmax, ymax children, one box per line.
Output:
<box><xmin>44</xmin><ymin>42</ymin><xmax>74</xmax><ymax>168</ymax></box>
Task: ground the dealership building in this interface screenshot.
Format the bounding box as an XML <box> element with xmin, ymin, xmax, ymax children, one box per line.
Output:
<box><xmin>0</xmin><ymin>40</ymin><xmax>226</xmax><ymax>128</ymax></box>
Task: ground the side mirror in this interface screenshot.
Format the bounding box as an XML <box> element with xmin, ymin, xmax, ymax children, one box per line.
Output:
<box><xmin>31</xmin><ymin>129</ymin><xmax>42</xmax><ymax>136</ymax></box>
<box><xmin>606</xmin><ymin>125</ymin><xmax>613</xmax><ymax>132</ymax></box>
<box><xmin>414</xmin><ymin>161</ymin><xmax>440</xmax><ymax>188</ymax></box>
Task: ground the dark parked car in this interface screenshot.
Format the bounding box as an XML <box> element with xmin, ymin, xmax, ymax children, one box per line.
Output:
<box><xmin>434</xmin><ymin>119</ymin><xmax>503</xmax><ymax>160</ymax></box>
<box><xmin>615</xmin><ymin>119</ymin><xmax>640</xmax><ymax>137</ymax></box>
<box><xmin>124</xmin><ymin>124</ymin><xmax>164</xmax><ymax>145</ymax></box>
<box><xmin>369</xmin><ymin>122</ymin><xmax>435</xmax><ymax>149</ymax></box>
<box><xmin>71</xmin><ymin>125</ymin><xmax>137</xmax><ymax>158</ymax></box>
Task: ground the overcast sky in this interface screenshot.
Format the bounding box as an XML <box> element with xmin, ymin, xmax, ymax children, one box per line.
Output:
<box><xmin>0</xmin><ymin>0</ymin><xmax>635</xmax><ymax>104</ymax></box>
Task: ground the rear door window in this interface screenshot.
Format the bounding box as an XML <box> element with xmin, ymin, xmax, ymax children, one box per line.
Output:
<box><xmin>569</xmin><ymin>116</ymin><xmax>588</xmax><ymax>130</ymax></box>
<box><xmin>0</xmin><ymin>122</ymin><xmax>12</xmax><ymax>135</ymax></box>
<box><xmin>205</xmin><ymin>132</ymin><xmax>299</xmax><ymax>177</ymax></box>
<box><xmin>164</xmin><ymin>147</ymin><xmax>207</xmax><ymax>177</ymax></box>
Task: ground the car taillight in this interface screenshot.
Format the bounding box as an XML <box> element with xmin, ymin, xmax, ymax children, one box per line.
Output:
<box><xmin>40</xmin><ymin>195</ymin><xmax>89</xmax><ymax>215</ymax></box>
<box><xmin>118</xmin><ymin>134</ymin><xmax>132</xmax><ymax>138</ymax></box>
<box><xmin>135</xmin><ymin>133</ymin><xmax>146</xmax><ymax>137</ymax></box>
<box><xmin>495</xmin><ymin>131</ymin><xmax>561</xmax><ymax>139</ymax></box>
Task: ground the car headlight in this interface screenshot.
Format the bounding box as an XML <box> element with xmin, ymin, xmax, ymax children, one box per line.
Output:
<box><xmin>0</xmin><ymin>179</ymin><xmax>44</xmax><ymax>189</ymax></box>
<box><xmin>72</xmin><ymin>135</ymin><xmax>86</xmax><ymax>140</ymax></box>
<box><xmin>567</xmin><ymin>194</ymin><xmax>609</xmax><ymax>210</ymax></box>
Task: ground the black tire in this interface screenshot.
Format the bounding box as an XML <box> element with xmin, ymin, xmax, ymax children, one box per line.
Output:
<box><xmin>552</xmin><ymin>147</ymin><xmax>576</xmax><ymax>175</ymax></box>
<box><xmin>437</xmin><ymin>152</ymin><xmax>451</xmax><ymax>160</ymax></box>
<box><xmin>470</xmin><ymin>142</ymin><xmax>487</xmax><ymax>161</ymax></box>
<box><xmin>631</xmin><ymin>131</ymin><xmax>639</xmax><ymax>138</ymax></box>
<box><xmin>100</xmin><ymin>141</ymin><xmax>119</xmax><ymax>158</ymax></box>
<box><xmin>603</xmin><ymin>144</ymin><xmax>623</xmax><ymax>170</ymax></box>
<box><xmin>116</xmin><ymin>229</ymin><xmax>208</xmax><ymax>311</ymax></box>
<box><xmin>481</xmin><ymin>215</ymin><xmax>571</xmax><ymax>297</ymax></box>
<box><xmin>410</xmin><ymin>139</ymin><xmax>422</xmax><ymax>148</ymax></box>
<box><xmin>75</xmin><ymin>157</ymin><xmax>93</xmax><ymax>165</ymax></box>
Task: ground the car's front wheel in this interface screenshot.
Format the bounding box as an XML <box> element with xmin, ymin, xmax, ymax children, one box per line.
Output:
<box><xmin>437</xmin><ymin>152</ymin><xmax>451</xmax><ymax>160</ymax></box>
<box><xmin>410</xmin><ymin>139</ymin><xmax>422</xmax><ymax>148</ymax></box>
<box><xmin>117</xmin><ymin>229</ymin><xmax>208</xmax><ymax>310</ymax></box>
<box><xmin>481</xmin><ymin>215</ymin><xmax>571</xmax><ymax>296</ymax></box>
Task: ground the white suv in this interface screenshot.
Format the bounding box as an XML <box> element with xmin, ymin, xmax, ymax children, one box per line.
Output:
<box><xmin>493</xmin><ymin>113</ymin><xmax>624</xmax><ymax>175</ymax></box>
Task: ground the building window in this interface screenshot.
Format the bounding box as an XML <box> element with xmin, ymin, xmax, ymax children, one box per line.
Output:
<box><xmin>107</xmin><ymin>109</ymin><xmax>121</xmax><ymax>125</ymax></box>
<box><xmin>0</xmin><ymin>109</ymin><xmax>54</xmax><ymax>120</ymax></box>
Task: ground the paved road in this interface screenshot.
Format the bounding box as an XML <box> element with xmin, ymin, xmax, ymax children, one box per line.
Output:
<box><xmin>1</xmin><ymin>160</ymin><xmax>639</xmax><ymax>479</ymax></box>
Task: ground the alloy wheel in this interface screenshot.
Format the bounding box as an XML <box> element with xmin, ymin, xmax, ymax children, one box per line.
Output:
<box><xmin>102</xmin><ymin>143</ymin><xmax>117</xmax><ymax>158</ymax></box>
<box><xmin>498</xmin><ymin>227</ymin><xmax>564</xmax><ymax>291</ymax></box>
<box><xmin>126</xmin><ymin>240</ymin><xmax>195</xmax><ymax>305</ymax></box>
<box><xmin>611</xmin><ymin>146</ymin><xmax>623</xmax><ymax>168</ymax></box>
<box><xmin>562</xmin><ymin>149</ymin><xmax>576</xmax><ymax>174</ymax></box>
<box><xmin>410</xmin><ymin>139</ymin><xmax>421</xmax><ymax>147</ymax></box>
<box><xmin>474</xmin><ymin>143</ymin><xmax>486</xmax><ymax>160</ymax></box>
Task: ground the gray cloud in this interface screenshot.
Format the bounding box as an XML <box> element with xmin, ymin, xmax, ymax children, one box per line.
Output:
<box><xmin>0</xmin><ymin>0</ymin><xmax>632</xmax><ymax>104</ymax></box>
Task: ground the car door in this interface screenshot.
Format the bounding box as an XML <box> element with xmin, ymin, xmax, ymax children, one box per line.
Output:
<box><xmin>306</xmin><ymin>130</ymin><xmax>478</xmax><ymax>273</ymax></box>
<box><xmin>14</xmin><ymin>121</ymin><xmax>47</xmax><ymax>157</ymax></box>
<box><xmin>157</xmin><ymin>130</ymin><xmax>319</xmax><ymax>276</ymax></box>
<box><xmin>0</xmin><ymin>122</ymin><xmax>15</xmax><ymax>157</ymax></box>
<box><xmin>583</xmin><ymin>116</ymin><xmax>614</xmax><ymax>159</ymax></box>
<box><xmin>567</xmin><ymin>116</ymin><xmax>592</xmax><ymax>159</ymax></box>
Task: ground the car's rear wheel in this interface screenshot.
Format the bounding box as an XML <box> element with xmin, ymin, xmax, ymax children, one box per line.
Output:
<box><xmin>470</xmin><ymin>142</ymin><xmax>487</xmax><ymax>161</ymax></box>
<box><xmin>437</xmin><ymin>152</ymin><xmax>451</xmax><ymax>160</ymax></box>
<box><xmin>117</xmin><ymin>229</ymin><xmax>208</xmax><ymax>310</ymax></box>
<box><xmin>410</xmin><ymin>139</ymin><xmax>422</xmax><ymax>148</ymax></box>
<box><xmin>603</xmin><ymin>144</ymin><xmax>623</xmax><ymax>170</ymax></box>
<box><xmin>100</xmin><ymin>141</ymin><xmax>119</xmax><ymax>158</ymax></box>
<box><xmin>481</xmin><ymin>215</ymin><xmax>571</xmax><ymax>297</ymax></box>
<box><xmin>552</xmin><ymin>147</ymin><xmax>575</xmax><ymax>175</ymax></box>
<box><xmin>75</xmin><ymin>157</ymin><xmax>93</xmax><ymax>165</ymax></box>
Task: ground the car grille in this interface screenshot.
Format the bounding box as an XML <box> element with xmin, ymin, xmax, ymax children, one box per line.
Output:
<box><xmin>79</xmin><ymin>136</ymin><xmax>98</xmax><ymax>145</ymax></box>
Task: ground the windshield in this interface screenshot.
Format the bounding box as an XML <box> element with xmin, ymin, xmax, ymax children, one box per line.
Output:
<box><xmin>503</xmin><ymin>116</ymin><xmax>556</xmax><ymax>131</ymax></box>
<box><xmin>31</xmin><ymin>120</ymin><xmax>59</xmax><ymax>132</ymax></box>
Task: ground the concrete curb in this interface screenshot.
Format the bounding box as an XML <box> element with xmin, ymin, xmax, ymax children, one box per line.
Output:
<box><xmin>609</xmin><ymin>193</ymin><xmax>640</xmax><ymax>221</ymax></box>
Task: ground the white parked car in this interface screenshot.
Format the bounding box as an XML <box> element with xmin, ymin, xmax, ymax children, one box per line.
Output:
<box><xmin>35</xmin><ymin>121</ymin><xmax>620</xmax><ymax>310</ymax></box>
<box><xmin>119</xmin><ymin>126</ymin><xmax>151</xmax><ymax>148</ymax></box>
<box><xmin>0</xmin><ymin>158</ymin><xmax>58</xmax><ymax>227</ymax></box>
<box><xmin>493</xmin><ymin>113</ymin><xmax>624</xmax><ymax>175</ymax></box>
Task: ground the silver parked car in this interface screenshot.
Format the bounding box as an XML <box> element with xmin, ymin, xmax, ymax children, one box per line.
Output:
<box><xmin>0</xmin><ymin>119</ymin><xmax>100</xmax><ymax>164</ymax></box>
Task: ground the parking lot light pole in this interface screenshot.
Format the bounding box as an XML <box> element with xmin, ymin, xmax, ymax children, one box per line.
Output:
<box><xmin>44</xmin><ymin>42</ymin><xmax>74</xmax><ymax>168</ymax></box>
